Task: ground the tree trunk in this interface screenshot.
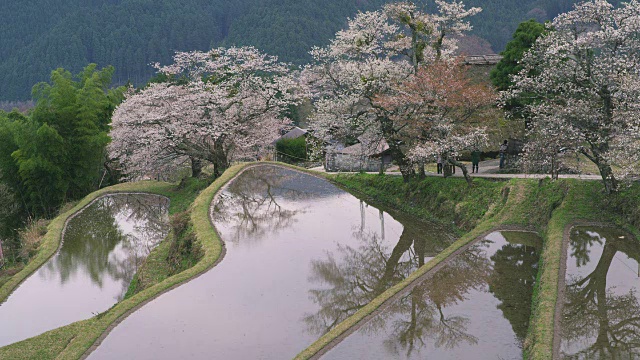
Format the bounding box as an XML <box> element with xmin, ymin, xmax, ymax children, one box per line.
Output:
<box><xmin>590</xmin><ymin>89</ymin><xmax>617</xmax><ymax>194</ymax></box>
<box><xmin>190</xmin><ymin>156</ymin><xmax>203</xmax><ymax>178</ymax></box>
<box><xmin>378</xmin><ymin>231</ymin><xmax>414</xmax><ymax>293</ymax></box>
<box><xmin>386</xmin><ymin>142</ymin><xmax>413</xmax><ymax>181</ymax></box>
<box><xmin>583</xmin><ymin>145</ymin><xmax>618</xmax><ymax>194</ymax></box>
<box><xmin>378</xmin><ymin>115</ymin><xmax>413</xmax><ymax>181</ymax></box>
<box><xmin>443</xmin><ymin>163</ymin><xmax>453</xmax><ymax>178</ymax></box>
<box><xmin>597</xmin><ymin>163</ymin><xmax>618</xmax><ymax>195</ymax></box>
<box><xmin>418</xmin><ymin>162</ymin><xmax>426</xmax><ymax>179</ymax></box>
<box><xmin>0</xmin><ymin>239</ymin><xmax>4</xmax><ymax>267</ymax></box>
<box><xmin>584</xmin><ymin>241</ymin><xmax>616</xmax><ymax>352</ymax></box>
<box><xmin>551</xmin><ymin>156</ymin><xmax>559</xmax><ymax>180</ymax></box>
<box><xmin>398</xmin><ymin>161</ymin><xmax>415</xmax><ymax>181</ymax></box>
<box><xmin>448</xmin><ymin>158</ymin><xmax>473</xmax><ymax>186</ymax></box>
<box><xmin>211</xmin><ymin>140</ymin><xmax>229</xmax><ymax>178</ymax></box>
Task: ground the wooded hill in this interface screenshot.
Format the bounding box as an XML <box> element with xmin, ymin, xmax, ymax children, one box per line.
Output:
<box><xmin>0</xmin><ymin>0</ymin><xmax>621</xmax><ymax>101</ymax></box>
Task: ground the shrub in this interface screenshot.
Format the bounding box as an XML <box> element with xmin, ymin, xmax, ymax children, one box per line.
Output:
<box><xmin>275</xmin><ymin>137</ymin><xmax>307</xmax><ymax>163</ymax></box>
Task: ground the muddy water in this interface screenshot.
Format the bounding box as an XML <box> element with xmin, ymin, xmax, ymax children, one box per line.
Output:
<box><xmin>321</xmin><ymin>231</ymin><xmax>542</xmax><ymax>360</ymax></box>
<box><xmin>87</xmin><ymin>165</ymin><xmax>455</xmax><ymax>360</ymax></box>
<box><xmin>0</xmin><ymin>194</ymin><xmax>169</xmax><ymax>347</ymax></box>
<box><xmin>558</xmin><ymin>226</ymin><xmax>640</xmax><ymax>359</ymax></box>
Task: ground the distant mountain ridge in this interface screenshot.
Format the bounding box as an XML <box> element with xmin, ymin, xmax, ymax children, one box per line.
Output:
<box><xmin>0</xmin><ymin>0</ymin><xmax>619</xmax><ymax>101</ymax></box>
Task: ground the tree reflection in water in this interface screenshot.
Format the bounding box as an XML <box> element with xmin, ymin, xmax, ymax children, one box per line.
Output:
<box><xmin>211</xmin><ymin>166</ymin><xmax>342</xmax><ymax>244</ymax></box>
<box><xmin>40</xmin><ymin>194</ymin><xmax>170</xmax><ymax>300</ymax></box>
<box><xmin>211</xmin><ymin>166</ymin><xmax>305</xmax><ymax>242</ymax></box>
<box><xmin>304</xmin><ymin>202</ymin><xmax>455</xmax><ymax>337</ymax></box>
<box><xmin>320</xmin><ymin>232</ymin><xmax>541</xmax><ymax>359</ymax></box>
<box><xmin>379</xmin><ymin>246</ymin><xmax>491</xmax><ymax>357</ymax></box>
<box><xmin>489</xmin><ymin>231</ymin><xmax>541</xmax><ymax>342</ymax></box>
<box><xmin>560</xmin><ymin>227</ymin><xmax>640</xmax><ymax>359</ymax></box>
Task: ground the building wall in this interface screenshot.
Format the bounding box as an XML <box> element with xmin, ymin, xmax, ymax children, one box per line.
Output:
<box><xmin>325</xmin><ymin>153</ymin><xmax>383</xmax><ymax>172</ymax></box>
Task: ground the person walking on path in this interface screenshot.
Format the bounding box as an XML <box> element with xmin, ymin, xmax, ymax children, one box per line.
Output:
<box><xmin>437</xmin><ymin>155</ymin><xmax>443</xmax><ymax>174</ymax></box>
<box><xmin>499</xmin><ymin>140</ymin><xmax>508</xmax><ymax>169</ymax></box>
<box><xmin>471</xmin><ymin>148</ymin><xmax>481</xmax><ymax>173</ymax></box>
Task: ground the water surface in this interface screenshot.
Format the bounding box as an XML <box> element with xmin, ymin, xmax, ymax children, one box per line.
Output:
<box><xmin>88</xmin><ymin>165</ymin><xmax>455</xmax><ymax>359</ymax></box>
<box><xmin>321</xmin><ymin>231</ymin><xmax>541</xmax><ymax>360</ymax></box>
<box><xmin>0</xmin><ymin>194</ymin><xmax>169</xmax><ymax>347</ymax></box>
<box><xmin>559</xmin><ymin>226</ymin><xmax>640</xmax><ymax>358</ymax></box>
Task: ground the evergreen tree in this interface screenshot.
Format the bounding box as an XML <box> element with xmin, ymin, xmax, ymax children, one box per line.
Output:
<box><xmin>0</xmin><ymin>65</ymin><xmax>124</xmax><ymax>216</ymax></box>
<box><xmin>491</xmin><ymin>19</ymin><xmax>546</xmax><ymax>91</ymax></box>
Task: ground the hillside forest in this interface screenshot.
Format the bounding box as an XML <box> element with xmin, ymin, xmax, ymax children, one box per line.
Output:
<box><xmin>0</xmin><ymin>0</ymin><xmax>622</xmax><ymax>101</ymax></box>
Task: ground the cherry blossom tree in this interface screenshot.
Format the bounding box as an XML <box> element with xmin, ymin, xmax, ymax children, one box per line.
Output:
<box><xmin>506</xmin><ymin>0</ymin><xmax>640</xmax><ymax>193</ymax></box>
<box><xmin>304</xmin><ymin>1</ymin><xmax>481</xmax><ymax>179</ymax></box>
<box><xmin>375</xmin><ymin>59</ymin><xmax>496</xmax><ymax>185</ymax></box>
<box><xmin>517</xmin><ymin>108</ymin><xmax>581</xmax><ymax>180</ymax></box>
<box><xmin>109</xmin><ymin>47</ymin><xmax>300</xmax><ymax>179</ymax></box>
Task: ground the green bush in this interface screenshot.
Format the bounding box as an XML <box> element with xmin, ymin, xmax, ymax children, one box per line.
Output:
<box><xmin>275</xmin><ymin>137</ymin><xmax>307</xmax><ymax>163</ymax></box>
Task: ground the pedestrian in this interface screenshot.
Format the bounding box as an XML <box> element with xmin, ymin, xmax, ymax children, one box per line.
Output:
<box><xmin>499</xmin><ymin>140</ymin><xmax>508</xmax><ymax>169</ymax></box>
<box><xmin>437</xmin><ymin>155</ymin><xmax>443</xmax><ymax>174</ymax></box>
<box><xmin>471</xmin><ymin>148</ymin><xmax>481</xmax><ymax>173</ymax></box>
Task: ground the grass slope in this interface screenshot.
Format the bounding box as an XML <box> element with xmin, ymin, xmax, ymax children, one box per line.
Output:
<box><xmin>331</xmin><ymin>174</ymin><xmax>508</xmax><ymax>233</ymax></box>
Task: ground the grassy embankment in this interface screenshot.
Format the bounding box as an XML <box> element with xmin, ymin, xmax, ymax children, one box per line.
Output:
<box><xmin>0</xmin><ymin>164</ymin><xmax>247</xmax><ymax>360</ymax></box>
<box><xmin>294</xmin><ymin>173</ymin><xmax>640</xmax><ymax>360</ymax></box>
<box><xmin>2</xmin><ymin>163</ymin><xmax>639</xmax><ymax>360</ymax></box>
<box><xmin>0</xmin><ymin>270</ymin><xmax>18</xmax><ymax>290</ymax></box>
<box><xmin>123</xmin><ymin>177</ymin><xmax>211</xmax><ymax>299</ymax></box>
<box><xmin>525</xmin><ymin>181</ymin><xmax>640</xmax><ymax>360</ymax></box>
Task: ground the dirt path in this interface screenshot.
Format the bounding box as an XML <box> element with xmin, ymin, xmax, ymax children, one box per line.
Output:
<box><xmin>309</xmin><ymin>161</ymin><xmax>603</xmax><ymax>180</ymax></box>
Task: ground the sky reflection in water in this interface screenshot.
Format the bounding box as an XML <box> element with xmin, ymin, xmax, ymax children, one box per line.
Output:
<box><xmin>322</xmin><ymin>230</ymin><xmax>542</xmax><ymax>360</ymax></box>
<box><xmin>87</xmin><ymin>165</ymin><xmax>454</xmax><ymax>359</ymax></box>
<box><xmin>0</xmin><ymin>194</ymin><xmax>169</xmax><ymax>347</ymax></box>
<box><xmin>559</xmin><ymin>226</ymin><xmax>640</xmax><ymax>359</ymax></box>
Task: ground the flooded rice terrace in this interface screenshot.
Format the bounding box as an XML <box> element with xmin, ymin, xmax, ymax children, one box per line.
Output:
<box><xmin>558</xmin><ymin>226</ymin><xmax>640</xmax><ymax>359</ymax></box>
<box><xmin>87</xmin><ymin>165</ymin><xmax>455</xmax><ymax>359</ymax></box>
<box><xmin>321</xmin><ymin>231</ymin><xmax>542</xmax><ymax>360</ymax></box>
<box><xmin>0</xmin><ymin>194</ymin><xmax>170</xmax><ymax>347</ymax></box>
